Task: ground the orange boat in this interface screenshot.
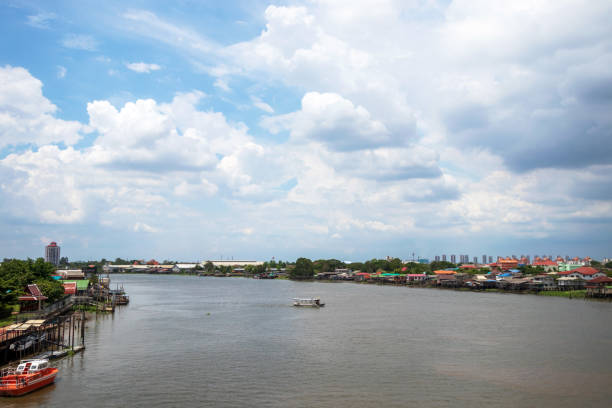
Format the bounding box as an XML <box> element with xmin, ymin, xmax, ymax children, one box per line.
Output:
<box><xmin>0</xmin><ymin>359</ymin><xmax>58</xmax><ymax>397</ymax></box>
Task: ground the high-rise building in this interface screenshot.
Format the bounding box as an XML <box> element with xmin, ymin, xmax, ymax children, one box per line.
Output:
<box><xmin>482</xmin><ymin>254</ymin><xmax>487</xmax><ymax>264</ymax></box>
<box><xmin>434</xmin><ymin>255</ymin><xmax>440</xmax><ymax>262</ymax></box>
<box><xmin>473</xmin><ymin>256</ymin><xmax>478</xmax><ymax>264</ymax></box>
<box><xmin>442</xmin><ymin>254</ymin><xmax>446</xmax><ymax>262</ymax></box>
<box><xmin>450</xmin><ymin>254</ymin><xmax>456</xmax><ymax>264</ymax></box>
<box><xmin>488</xmin><ymin>256</ymin><xmax>493</xmax><ymax>263</ymax></box>
<box><xmin>45</xmin><ymin>242</ymin><xmax>60</xmax><ymax>266</ymax></box>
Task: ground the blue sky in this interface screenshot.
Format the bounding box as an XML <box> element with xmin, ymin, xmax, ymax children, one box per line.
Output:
<box><xmin>1</xmin><ymin>0</ymin><xmax>611</xmax><ymax>262</ymax></box>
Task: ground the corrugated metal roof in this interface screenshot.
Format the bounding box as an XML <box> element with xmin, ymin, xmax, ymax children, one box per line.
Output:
<box><xmin>63</xmin><ymin>280</ymin><xmax>90</xmax><ymax>290</ymax></box>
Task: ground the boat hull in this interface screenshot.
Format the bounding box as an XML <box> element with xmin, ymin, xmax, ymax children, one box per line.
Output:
<box><xmin>0</xmin><ymin>369</ymin><xmax>58</xmax><ymax>397</ymax></box>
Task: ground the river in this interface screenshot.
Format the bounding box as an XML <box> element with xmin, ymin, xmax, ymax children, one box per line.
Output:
<box><xmin>5</xmin><ymin>274</ymin><xmax>612</xmax><ymax>407</ymax></box>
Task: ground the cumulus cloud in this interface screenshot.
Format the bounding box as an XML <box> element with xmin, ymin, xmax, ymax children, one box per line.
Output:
<box><xmin>125</xmin><ymin>62</ymin><xmax>162</xmax><ymax>73</ymax></box>
<box><xmin>263</xmin><ymin>92</ymin><xmax>398</xmax><ymax>151</ymax></box>
<box><xmin>0</xmin><ymin>65</ymin><xmax>82</xmax><ymax>148</ymax></box>
<box><xmin>0</xmin><ymin>77</ymin><xmax>284</xmax><ymax>227</ymax></box>
<box><xmin>220</xmin><ymin>1</ymin><xmax>612</xmax><ymax>174</ymax></box>
<box><xmin>4</xmin><ymin>0</ymin><xmax>612</xmax><ymax>257</ymax></box>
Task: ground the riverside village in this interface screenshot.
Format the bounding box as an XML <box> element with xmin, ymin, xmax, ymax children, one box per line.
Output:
<box><xmin>1</xmin><ymin>241</ymin><xmax>611</xmax><ymax>396</ymax></box>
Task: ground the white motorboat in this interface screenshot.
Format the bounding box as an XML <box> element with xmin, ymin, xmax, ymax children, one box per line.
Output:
<box><xmin>292</xmin><ymin>298</ymin><xmax>325</xmax><ymax>307</ymax></box>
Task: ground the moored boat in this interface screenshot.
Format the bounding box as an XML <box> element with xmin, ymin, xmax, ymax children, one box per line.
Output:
<box><xmin>0</xmin><ymin>359</ymin><xmax>58</xmax><ymax>397</ymax></box>
<box><xmin>292</xmin><ymin>298</ymin><xmax>325</xmax><ymax>307</ymax></box>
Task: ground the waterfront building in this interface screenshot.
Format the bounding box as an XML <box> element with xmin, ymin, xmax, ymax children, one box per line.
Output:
<box><xmin>45</xmin><ymin>242</ymin><xmax>60</xmax><ymax>266</ymax></box>
<box><xmin>172</xmin><ymin>263</ymin><xmax>198</xmax><ymax>273</ymax></box>
<box><xmin>560</xmin><ymin>268</ymin><xmax>598</xmax><ymax>280</ymax></box>
<box><xmin>18</xmin><ymin>284</ymin><xmax>47</xmax><ymax>312</ymax></box>
<box><xmin>56</xmin><ymin>269</ymin><xmax>84</xmax><ymax>279</ymax></box>
<box><xmin>558</xmin><ymin>258</ymin><xmax>590</xmax><ymax>272</ymax></box>
<box><xmin>202</xmin><ymin>260</ymin><xmax>264</xmax><ymax>267</ymax></box>
<box><xmin>490</xmin><ymin>257</ymin><xmax>519</xmax><ymax>271</ymax></box>
<box><xmin>532</xmin><ymin>258</ymin><xmax>558</xmax><ymax>272</ymax></box>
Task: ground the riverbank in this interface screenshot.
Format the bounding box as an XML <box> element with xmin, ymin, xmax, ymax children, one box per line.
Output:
<box><xmin>107</xmin><ymin>272</ymin><xmax>611</xmax><ymax>301</ymax></box>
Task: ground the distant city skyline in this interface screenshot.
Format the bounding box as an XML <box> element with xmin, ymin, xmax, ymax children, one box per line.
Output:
<box><xmin>1</xmin><ymin>1</ymin><xmax>611</xmax><ymax>260</ymax></box>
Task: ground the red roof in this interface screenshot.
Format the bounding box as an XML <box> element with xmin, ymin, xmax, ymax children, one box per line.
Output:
<box><xmin>63</xmin><ymin>282</ymin><xmax>77</xmax><ymax>295</ymax></box>
<box><xmin>27</xmin><ymin>284</ymin><xmax>43</xmax><ymax>297</ymax></box>
<box><xmin>588</xmin><ymin>276</ymin><xmax>612</xmax><ymax>284</ymax></box>
<box><xmin>18</xmin><ymin>284</ymin><xmax>47</xmax><ymax>301</ymax></box>
<box><xmin>558</xmin><ymin>266</ymin><xmax>601</xmax><ymax>276</ymax></box>
<box><xmin>571</xmin><ymin>266</ymin><xmax>602</xmax><ymax>275</ymax></box>
<box><xmin>48</xmin><ymin>242</ymin><xmax>57</xmax><ymax>246</ymax></box>
<box><xmin>18</xmin><ymin>295</ymin><xmax>46</xmax><ymax>301</ymax></box>
<box><xmin>533</xmin><ymin>261</ymin><xmax>557</xmax><ymax>266</ymax></box>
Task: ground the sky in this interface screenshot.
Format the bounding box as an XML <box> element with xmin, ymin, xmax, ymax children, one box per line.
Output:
<box><xmin>1</xmin><ymin>0</ymin><xmax>611</xmax><ymax>262</ymax></box>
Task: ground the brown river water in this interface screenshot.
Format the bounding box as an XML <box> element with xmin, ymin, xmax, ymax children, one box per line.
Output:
<box><xmin>4</xmin><ymin>274</ymin><xmax>612</xmax><ymax>407</ymax></box>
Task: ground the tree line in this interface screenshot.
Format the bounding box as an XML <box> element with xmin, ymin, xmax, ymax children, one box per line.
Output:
<box><xmin>0</xmin><ymin>258</ymin><xmax>65</xmax><ymax>318</ymax></box>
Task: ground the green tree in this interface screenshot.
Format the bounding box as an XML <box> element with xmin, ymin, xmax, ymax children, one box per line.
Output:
<box><xmin>0</xmin><ymin>280</ymin><xmax>17</xmax><ymax>317</ymax></box>
<box><xmin>35</xmin><ymin>279</ymin><xmax>65</xmax><ymax>302</ymax></box>
<box><xmin>290</xmin><ymin>258</ymin><xmax>314</xmax><ymax>280</ymax></box>
<box><xmin>604</xmin><ymin>261</ymin><xmax>612</xmax><ymax>269</ymax></box>
<box><xmin>0</xmin><ymin>258</ymin><xmax>60</xmax><ymax>309</ymax></box>
<box><xmin>204</xmin><ymin>261</ymin><xmax>215</xmax><ymax>274</ymax></box>
<box><xmin>389</xmin><ymin>258</ymin><xmax>403</xmax><ymax>271</ymax></box>
<box><xmin>429</xmin><ymin>261</ymin><xmax>456</xmax><ymax>272</ymax></box>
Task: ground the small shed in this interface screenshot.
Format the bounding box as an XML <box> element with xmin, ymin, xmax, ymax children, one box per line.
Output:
<box><xmin>63</xmin><ymin>280</ymin><xmax>90</xmax><ymax>295</ymax></box>
<box><xmin>63</xmin><ymin>281</ymin><xmax>77</xmax><ymax>295</ymax></box>
<box><xmin>18</xmin><ymin>284</ymin><xmax>48</xmax><ymax>312</ymax></box>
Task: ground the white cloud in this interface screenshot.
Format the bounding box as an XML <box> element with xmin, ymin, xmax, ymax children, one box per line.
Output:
<box><xmin>62</xmin><ymin>34</ymin><xmax>98</xmax><ymax>51</ymax></box>
<box><xmin>213</xmin><ymin>78</ymin><xmax>230</xmax><ymax>92</ymax></box>
<box><xmin>126</xmin><ymin>62</ymin><xmax>162</xmax><ymax>73</ymax></box>
<box><xmin>251</xmin><ymin>96</ymin><xmax>274</xmax><ymax>113</ymax></box>
<box><xmin>0</xmin><ymin>65</ymin><xmax>82</xmax><ymax>148</ymax></box>
<box><xmin>26</xmin><ymin>12</ymin><xmax>56</xmax><ymax>29</ymax></box>
<box><xmin>4</xmin><ymin>0</ymin><xmax>612</xmax><ymax>258</ymax></box>
<box><xmin>133</xmin><ymin>222</ymin><xmax>159</xmax><ymax>233</ymax></box>
<box><xmin>57</xmin><ymin>65</ymin><xmax>66</xmax><ymax>79</ymax></box>
<box><xmin>263</xmin><ymin>92</ymin><xmax>395</xmax><ymax>151</ymax></box>
<box><xmin>122</xmin><ymin>10</ymin><xmax>217</xmax><ymax>55</ymax></box>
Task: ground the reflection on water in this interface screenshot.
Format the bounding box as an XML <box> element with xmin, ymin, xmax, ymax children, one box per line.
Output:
<box><xmin>4</xmin><ymin>275</ymin><xmax>611</xmax><ymax>407</ymax></box>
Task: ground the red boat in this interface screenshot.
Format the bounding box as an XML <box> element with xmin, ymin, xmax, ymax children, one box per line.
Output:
<box><xmin>0</xmin><ymin>359</ymin><xmax>58</xmax><ymax>397</ymax></box>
